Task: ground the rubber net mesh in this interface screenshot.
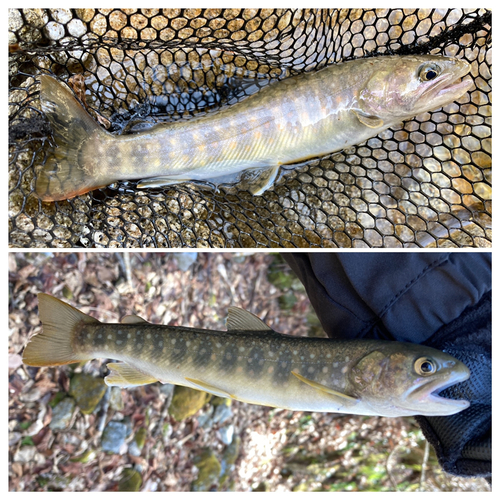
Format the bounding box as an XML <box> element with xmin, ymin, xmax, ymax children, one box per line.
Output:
<box><xmin>8</xmin><ymin>8</ymin><xmax>491</xmax><ymax>248</ymax></box>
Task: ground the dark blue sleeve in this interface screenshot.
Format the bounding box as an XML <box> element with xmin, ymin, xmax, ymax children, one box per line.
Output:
<box><xmin>282</xmin><ymin>253</ymin><xmax>491</xmax><ymax>343</ymax></box>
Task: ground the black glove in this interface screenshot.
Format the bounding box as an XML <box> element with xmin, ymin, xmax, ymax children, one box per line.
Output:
<box><xmin>415</xmin><ymin>290</ymin><xmax>491</xmax><ymax>478</ymax></box>
<box><xmin>282</xmin><ymin>252</ymin><xmax>491</xmax><ymax>478</ymax></box>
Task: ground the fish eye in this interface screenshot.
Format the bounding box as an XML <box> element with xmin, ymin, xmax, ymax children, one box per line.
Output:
<box><xmin>415</xmin><ymin>357</ymin><xmax>437</xmax><ymax>375</ymax></box>
<box><xmin>419</xmin><ymin>64</ymin><xmax>441</xmax><ymax>82</ymax></box>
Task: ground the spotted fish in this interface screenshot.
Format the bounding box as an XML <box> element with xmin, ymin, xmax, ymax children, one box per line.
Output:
<box><xmin>35</xmin><ymin>55</ymin><xmax>472</xmax><ymax>201</ymax></box>
<box><xmin>22</xmin><ymin>293</ymin><xmax>470</xmax><ymax>417</ymax></box>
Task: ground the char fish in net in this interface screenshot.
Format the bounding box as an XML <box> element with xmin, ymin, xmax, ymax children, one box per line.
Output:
<box><xmin>36</xmin><ymin>55</ymin><xmax>471</xmax><ymax>201</ymax></box>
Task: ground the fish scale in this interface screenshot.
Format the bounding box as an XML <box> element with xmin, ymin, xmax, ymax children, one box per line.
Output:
<box><xmin>23</xmin><ymin>293</ymin><xmax>471</xmax><ymax>417</ymax></box>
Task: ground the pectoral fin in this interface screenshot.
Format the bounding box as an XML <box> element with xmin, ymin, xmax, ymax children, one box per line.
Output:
<box><xmin>105</xmin><ymin>362</ymin><xmax>158</xmax><ymax>387</ymax></box>
<box><xmin>185</xmin><ymin>377</ymin><xmax>236</xmax><ymax>399</ymax></box>
<box><xmin>291</xmin><ymin>370</ymin><xmax>359</xmax><ymax>407</ymax></box>
<box><xmin>353</xmin><ymin>110</ymin><xmax>384</xmax><ymax>129</ymax></box>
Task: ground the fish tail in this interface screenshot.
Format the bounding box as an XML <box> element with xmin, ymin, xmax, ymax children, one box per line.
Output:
<box><xmin>22</xmin><ymin>293</ymin><xmax>99</xmax><ymax>367</ymax></box>
<box><xmin>36</xmin><ymin>75</ymin><xmax>113</xmax><ymax>201</ymax></box>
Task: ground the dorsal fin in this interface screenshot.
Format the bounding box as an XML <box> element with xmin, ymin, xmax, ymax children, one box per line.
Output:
<box><xmin>121</xmin><ymin>314</ymin><xmax>148</xmax><ymax>324</ymax></box>
<box><xmin>226</xmin><ymin>307</ymin><xmax>273</xmax><ymax>332</ymax></box>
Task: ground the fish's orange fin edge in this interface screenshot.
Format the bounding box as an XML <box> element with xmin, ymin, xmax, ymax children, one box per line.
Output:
<box><xmin>36</xmin><ymin>75</ymin><xmax>114</xmax><ymax>202</ymax></box>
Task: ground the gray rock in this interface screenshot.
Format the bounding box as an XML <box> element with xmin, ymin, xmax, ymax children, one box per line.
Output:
<box><xmin>218</xmin><ymin>424</ymin><xmax>234</xmax><ymax>445</ymax></box>
<box><xmin>49</xmin><ymin>397</ymin><xmax>75</xmax><ymax>430</ymax></box>
<box><xmin>101</xmin><ymin>421</ymin><xmax>128</xmax><ymax>454</ymax></box>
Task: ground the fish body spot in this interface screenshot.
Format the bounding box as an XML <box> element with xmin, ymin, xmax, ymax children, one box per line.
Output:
<box><xmin>219</xmin><ymin>344</ymin><xmax>238</xmax><ymax>373</ymax></box>
<box><xmin>135</xmin><ymin>331</ymin><xmax>145</xmax><ymax>353</ymax></box>
<box><xmin>170</xmin><ymin>337</ymin><xmax>187</xmax><ymax>362</ymax></box>
<box><xmin>93</xmin><ymin>328</ymin><xmax>107</xmax><ymax>346</ymax></box>
<box><xmin>247</xmin><ymin>345</ymin><xmax>265</xmax><ymax>378</ymax></box>
<box><xmin>153</xmin><ymin>332</ymin><xmax>164</xmax><ymax>352</ymax></box>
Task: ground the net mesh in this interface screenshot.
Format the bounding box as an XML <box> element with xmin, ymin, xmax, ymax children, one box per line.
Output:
<box><xmin>8</xmin><ymin>8</ymin><xmax>492</xmax><ymax>248</ymax></box>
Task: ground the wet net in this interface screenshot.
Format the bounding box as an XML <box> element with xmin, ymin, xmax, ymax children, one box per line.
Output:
<box><xmin>8</xmin><ymin>8</ymin><xmax>492</xmax><ymax>248</ymax></box>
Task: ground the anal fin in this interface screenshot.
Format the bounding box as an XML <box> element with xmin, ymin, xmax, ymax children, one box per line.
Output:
<box><xmin>105</xmin><ymin>362</ymin><xmax>158</xmax><ymax>388</ymax></box>
<box><xmin>291</xmin><ymin>370</ymin><xmax>359</xmax><ymax>407</ymax></box>
<box><xmin>137</xmin><ymin>176</ymin><xmax>192</xmax><ymax>189</ymax></box>
<box><xmin>185</xmin><ymin>377</ymin><xmax>235</xmax><ymax>399</ymax></box>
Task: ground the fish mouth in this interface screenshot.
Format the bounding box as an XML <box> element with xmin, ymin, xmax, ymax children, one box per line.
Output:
<box><xmin>409</xmin><ymin>367</ymin><xmax>471</xmax><ymax>416</ymax></box>
<box><xmin>422</xmin><ymin>61</ymin><xmax>473</xmax><ymax>103</ymax></box>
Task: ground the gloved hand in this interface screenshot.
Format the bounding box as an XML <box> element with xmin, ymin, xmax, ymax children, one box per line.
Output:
<box><xmin>282</xmin><ymin>252</ymin><xmax>491</xmax><ymax>478</ymax></box>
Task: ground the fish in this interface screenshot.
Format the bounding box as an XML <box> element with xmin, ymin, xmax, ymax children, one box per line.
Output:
<box><xmin>22</xmin><ymin>293</ymin><xmax>471</xmax><ymax>417</ymax></box>
<box><xmin>35</xmin><ymin>55</ymin><xmax>472</xmax><ymax>201</ymax></box>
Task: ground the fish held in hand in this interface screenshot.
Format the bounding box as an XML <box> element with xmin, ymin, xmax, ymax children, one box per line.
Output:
<box><xmin>35</xmin><ymin>55</ymin><xmax>472</xmax><ymax>201</ymax></box>
<box><xmin>23</xmin><ymin>293</ymin><xmax>470</xmax><ymax>417</ymax></box>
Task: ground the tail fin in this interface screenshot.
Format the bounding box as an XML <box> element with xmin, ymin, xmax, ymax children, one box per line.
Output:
<box><xmin>22</xmin><ymin>293</ymin><xmax>99</xmax><ymax>367</ymax></box>
<box><xmin>36</xmin><ymin>75</ymin><xmax>113</xmax><ymax>201</ymax></box>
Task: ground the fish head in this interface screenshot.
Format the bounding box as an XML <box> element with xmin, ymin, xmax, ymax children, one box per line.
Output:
<box><xmin>358</xmin><ymin>55</ymin><xmax>473</xmax><ymax>122</ymax></box>
<box><xmin>349</xmin><ymin>342</ymin><xmax>470</xmax><ymax>417</ymax></box>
